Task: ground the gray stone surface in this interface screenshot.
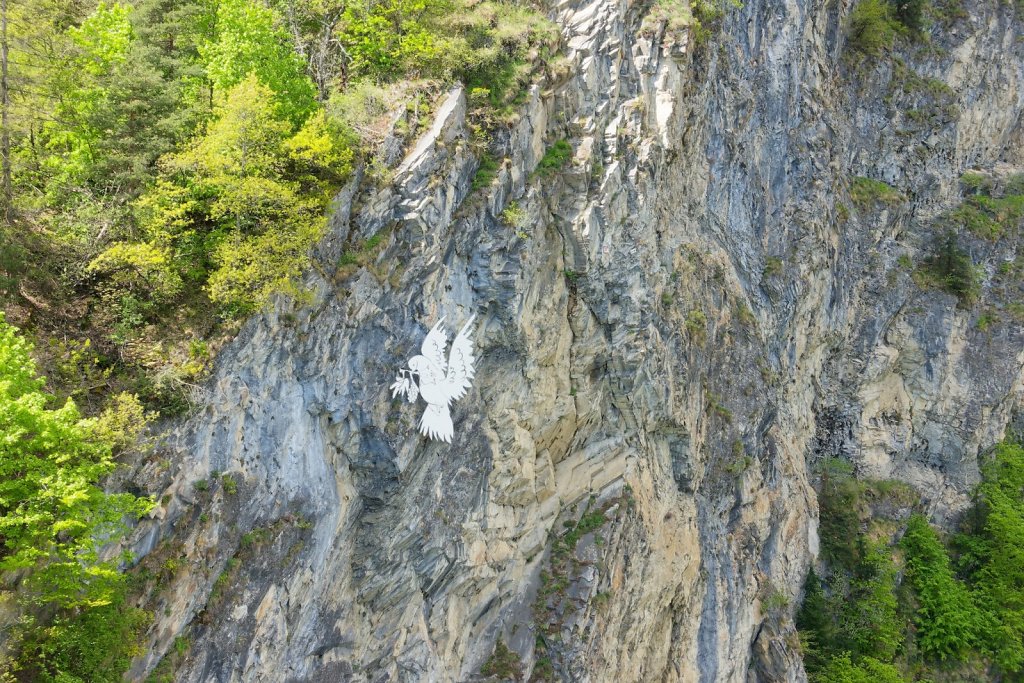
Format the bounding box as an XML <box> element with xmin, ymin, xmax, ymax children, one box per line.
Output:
<box><xmin>126</xmin><ymin>0</ymin><xmax>1024</xmax><ymax>680</ymax></box>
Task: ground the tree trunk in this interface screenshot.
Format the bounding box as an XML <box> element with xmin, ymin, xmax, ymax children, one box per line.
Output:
<box><xmin>0</xmin><ymin>0</ymin><xmax>11</xmax><ymax>223</ymax></box>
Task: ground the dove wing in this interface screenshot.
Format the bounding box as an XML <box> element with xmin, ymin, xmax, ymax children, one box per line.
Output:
<box><xmin>442</xmin><ymin>315</ymin><xmax>477</xmax><ymax>404</ymax></box>
<box><xmin>420</xmin><ymin>318</ymin><xmax>448</xmax><ymax>374</ymax></box>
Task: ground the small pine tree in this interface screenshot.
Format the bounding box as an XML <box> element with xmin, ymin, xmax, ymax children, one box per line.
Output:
<box><xmin>900</xmin><ymin>514</ymin><xmax>980</xmax><ymax>661</ymax></box>
<box><xmin>924</xmin><ymin>231</ymin><xmax>979</xmax><ymax>304</ymax></box>
<box><xmin>796</xmin><ymin>568</ymin><xmax>835</xmax><ymax>673</ymax></box>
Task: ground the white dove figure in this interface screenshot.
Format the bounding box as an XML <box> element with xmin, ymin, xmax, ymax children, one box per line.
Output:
<box><xmin>390</xmin><ymin>315</ymin><xmax>477</xmax><ymax>443</ymax></box>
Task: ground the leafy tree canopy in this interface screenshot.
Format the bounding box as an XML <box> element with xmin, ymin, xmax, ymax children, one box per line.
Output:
<box><xmin>0</xmin><ymin>314</ymin><xmax>153</xmax><ymax>607</ymax></box>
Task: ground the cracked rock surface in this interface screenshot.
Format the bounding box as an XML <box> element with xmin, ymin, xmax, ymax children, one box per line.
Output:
<box><xmin>128</xmin><ymin>0</ymin><xmax>1024</xmax><ymax>680</ymax></box>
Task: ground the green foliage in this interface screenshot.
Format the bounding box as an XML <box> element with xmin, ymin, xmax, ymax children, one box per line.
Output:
<box><xmin>0</xmin><ymin>314</ymin><xmax>154</xmax><ymax>608</ymax></box>
<box><xmin>87</xmin><ymin>242</ymin><xmax>185</xmax><ymax>305</ymax></box>
<box><xmin>945</xmin><ymin>174</ymin><xmax>1024</xmax><ymax>240</ymax></box>
<box><xmin>847</xmin><ymin>0</ymin><xmax>928</xmax><ymax>57</ymax></box>
<box><xmin>976</xmin><ymin>310</ymin><xmax>998</xmax><ymax>331</ymax></box>
<box><xmin>17</xmin><ymin>592</ymin><xmax>150</xmax><ymax>682</ymax></box>
<box><xmin>200</xmin><ymin>0</ymin><xmax>317</xmax><ymax>125</ymax></box>
<box><xmin>42</xmin><ymin>2</ymin><xmax>136</xmax><ymax>193</ymax></box>
<box><xmin>480</xmin><ymin>639</ymin><xmax>522</xmax><ymax>680</ymax></box>
<box><xmin>918</xmin><ymin>231</ymin><xmax>979</xmax><ymax>305</ymax></box>
<box><xmin>500</xmin><ymin>201</ymin><xmax>527</xmax><ymax>228</ymax></box>
<box><xmin>802</xmin><ymin>439</ymin><xmax>1024</xmax><ymax>680</ymax></box>
<box><xmin>961</xmin><ymin>172</ymin><xmax>992</xmax><ymax>195</ymax></box>
<box><xmin>339</xmin><ymin>0</ymin><xmax>454</xmax><ymax>80</ymax></box>
<box><xmin>707</xmin><ymin>393</ymin><xmax>732</xmax><ymax>422</ymax></box>
<box><xmin>338</xmin><ymin>0</ymin><xmax>556</xmax><ymax>109</ymax></box>
<box><xmin>762</xmin><ymin>587</ymin><xmax>790</xmax><ymax>613</ymax></box>
<box><xmin>954</xmin><ymin>440</ymin><xmax>1024</xmax><ymax>673</ymax></box>
<box><xmin>763</xmin><ymin>256</ymin><xmax>783</xmax><ymax>276</ymax></box>
<box><xmin>850</xmin><ymin>177</ymin><xmax>904</xmax><ymax>208</ymax></box>
<box><xmin>838</xmin><ymin>542</ymin><xmax>903</xmax><ymax>661</ymax></box>
<box><xmin>536</xmin><ymin>140</ymin><xmax>573</xmax><ymax>177</ymax></box>
<box><xmin>900</xmin><ymin>514</ymin><xmax>980</xmax><ymax>660</ymax></box>
<box><xmin>847</xmin><ymin>0</ymin><xmax>900</xmax><ymax>56</ymax></box>
<box><xmin>643</xmin><ymin>0</ymin><xmax>740</xmax><ymax>45</ymax></box>
<box><xmin>686</xmin><ymin>309</ymin><xmax>707</xmax><ymax>337</ymax></box>
<box><xmin>801</xmin><ymin>461</ymin><xmax>909</xmax><ymax>678</ymax></box>
<box><xmin>891</xmin><ymin>0</ymin><xmax>927</xmax><ymax>32</ymax></box>
<box><xmin>221</xmin><ymin>473</ymin><xmax>238</xmax><ymax>495</ymax></box>
<box><xmin>472</xmin><ymin>154</ymin><xmax>502</xmax><ymax>192</ymax></box>
<box><xmin>817</xmin><ymin>459</ymin><xmax>864</xmax><ymax>568</ymax></box>
<box><xmin>797</xmin><ymin>569</ymin><xmax>835</xmax><ymax>672</ymax></box>
<box><xmin>816</xmin><ymin>653</ymin><xmax>906</xmax><ymax>683</ymax></box>
<box><xmin>643</xmin><ymin>0</ymin><xmax>696</xmax><ymax>35</ymax></box>
<box><xmin>111</xmin><ymin>75</ymin><xmax>352</xmax><ymax>315</ymax></box>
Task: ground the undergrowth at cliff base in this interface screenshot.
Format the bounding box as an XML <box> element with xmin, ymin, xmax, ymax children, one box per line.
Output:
<box><xmin>798</xmin><ymin>440</ymin><xmax>1024</xmax><ymax>682</ymax></box>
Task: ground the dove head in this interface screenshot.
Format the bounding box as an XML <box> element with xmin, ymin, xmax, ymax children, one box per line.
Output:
<box><xmin>407</xmin><ymin>355</ymin><xmax>430</xmax><ymax>379</ymax></box>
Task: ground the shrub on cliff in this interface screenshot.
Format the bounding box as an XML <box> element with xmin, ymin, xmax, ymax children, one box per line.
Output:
<box><xmin>338</xmin><ymin>0</ymin><xmax>557</xmax><ymax>108</ymax></box>
<box><xmin>919</xmin><ymin>231</ymin><xmax>980</xmax><ymax>305</ymax></box>
<box><xmin>847</xmin><ymin>0</ymin><xmax>900</xmax><ymax>55</ymax></box>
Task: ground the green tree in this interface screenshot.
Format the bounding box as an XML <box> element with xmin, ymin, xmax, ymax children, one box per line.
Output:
<box><xmin>891</xmin><ymin>0</ymin><xmax>926</xmax><ymax>32</ymax></box>
<box><xmin>269</xmin><ymin>0</ymin><xmax>348</xmax><ymax>95</ymax></box>
<box><xmin>818</xmin><ymin>458</ymin><xmax>863</xmax><ymax>569</ymax></box>
<box><xmin>900</xmin><ymin>513</ymin><xmax>980</xmax><ymax>661</ymax></box>
<box><xmin>816</xmin><ymin>653</ymin><xmax>906</xmax><ymax>683</ymax></box>
<box><xmin>955</xmin><ymin>440</ymin><xmax>1024</xmax><ymax>673</ymax></box>
<box><xmin>339</xmin><ymin>0</ymin><xmax>454</xmax><ymax>81</ymax></box>
<box><xmin>923</xmin><ymin>231</ymin><xmax>979</xmax><ymax>305</ymax></box>
<box><xmin>797</xmin><ymin>568</ymin><xmax>837</xmax><ymax>673</ymax></box>
<box><xmin>40</xmin><ymin>2</ymin><xmax>133</xmax><ymax>194</ymax></box>
<box><xmin>104</xmin><ymin>75</ymin><xmax>353</xmax><ymax>316</ymax></box>
<box><xmin>201</xmin><ymin>0</ymin><xmax>316</xmax><ymax>125</ymax></box>
<box><xmin>15</xmin><ymin>592</ymin><xmax>150</xmax><ymax>682</ymax></box>
<box><xmin>837</xmin><ymin>542</ymin><xmax>903</xmax><ymax>662</ymax></box>
<box><xmin>0</xmin><ymin>314</ymin><xmax>153</xmax><ymax>607</ymax></box>
<box><xmin>80</xmin><ymin>0</ymin><xmax>215</xmax><ymax>198</ymax></box>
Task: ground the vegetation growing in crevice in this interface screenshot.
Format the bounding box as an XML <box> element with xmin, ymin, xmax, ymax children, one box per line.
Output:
<box><xmin>945</xmin><ymin>171</ymin><xmax>1024</xmax><ymax>241</ymax></box>
<box><xmin>530</xmin><ymin>493</ymin><xmax>628</xmax><ymax>682</ymax></box>
<box><xmin>847</xmin><ymin>0</ymin><xmax>902</xmax><ymax>56</ymax></box>
<box><xmin>845</xmin><ymin>0</ymin><xmax>929</xmax><ymax>57</ymax></box>
<box><xmin>642</xmin><ymin>0</ymin><xmax>742</xmax><ymax>45</ymax></box>
<box><xmin>535</xmin><ymin>140</ymin><xmax>573</xmax><ymax>178</ymax></box>
<box><xmin>887</xmin><ymin>59</ymin><xmax>959</xmax><ymax>130</ymax></box>
<box><xmin>481</xmin><ymin>639</ymin><xmax>523</xmax><ymax>681</ymax></box>
<box><xmin>914</xmin><ymin>230</ymin><xmax>980</xmax><ymax>305</ymax></box>
<box><xmin>850</xmin><ymin>176</ymin><xmax>904</xmax><ymax>209</ymax></box>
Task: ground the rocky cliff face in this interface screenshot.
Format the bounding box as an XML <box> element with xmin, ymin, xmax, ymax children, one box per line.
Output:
<box><xmin>127</xmin><ymin>0</ymin><xmax>1024</xmax><ymax>680</ymax></box>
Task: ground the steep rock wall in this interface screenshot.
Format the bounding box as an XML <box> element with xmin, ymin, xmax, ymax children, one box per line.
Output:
<box><xmin>127</xmin><ymin>0</ymin><xmax>1024</xmax><ymax>680</ymax></box>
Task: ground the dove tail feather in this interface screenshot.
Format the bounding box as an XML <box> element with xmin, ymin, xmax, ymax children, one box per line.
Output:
<box><xmin>419</xmin><ymin>404</ymin><xmax>454</xmax><ymax>443</ymax></box>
